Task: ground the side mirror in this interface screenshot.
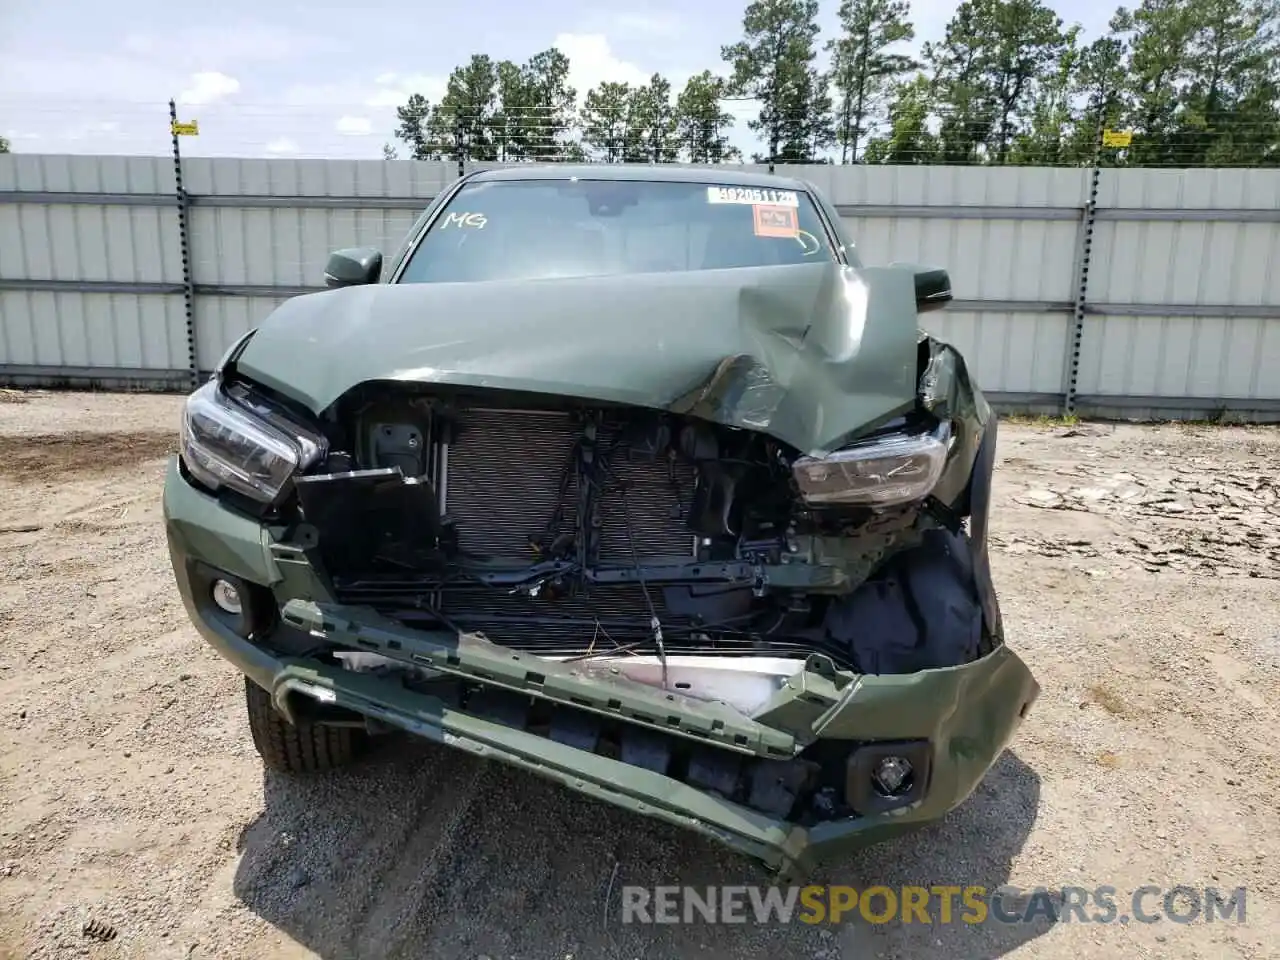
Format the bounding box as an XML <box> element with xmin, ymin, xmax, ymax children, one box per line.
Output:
<box><xmin>324</xmin><ymin>247</ymin><xmax>383</xmax><ymax>288</ymax></box>
<box><xmin>911</xmin><ymin>265</ymin><xmax>952</xmax><ymax>313</ymax></box>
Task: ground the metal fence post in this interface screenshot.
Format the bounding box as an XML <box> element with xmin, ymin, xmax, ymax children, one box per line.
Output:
<box><xmin>1065</xmin><ymin>123</ymin><xmax>1104</xmax><ymax>416</ymax></box>
<box><xmin>169</xmin><ymin>99</ymin><xmax>199</xmax><ymax>390</ymax></box>
<box><xmin>455</xmin><ymin>112</ymin><xmax>466</xmax><ymax>181</ymax></box>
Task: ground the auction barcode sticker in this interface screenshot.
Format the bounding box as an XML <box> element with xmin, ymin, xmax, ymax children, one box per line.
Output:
<box><xmin>707</xmin><ymin>186</ymin><xmax>800</xmax><ymax>207</ymax></box>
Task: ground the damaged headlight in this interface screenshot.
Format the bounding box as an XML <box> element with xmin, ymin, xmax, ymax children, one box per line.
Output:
<box><xmin>792</xmin><ymin>421</ymin><xmax>951</xmax><ymax>507</ymax></box>
<box><xmin>179</xmin><ymin>379</ymin><xmax>327</xmax><ymax>504</ymax></box>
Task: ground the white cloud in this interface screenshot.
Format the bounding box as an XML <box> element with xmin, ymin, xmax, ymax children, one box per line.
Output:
<box><xmin>1</xmin><ymin>25</ymin><xmax>279</xmax><ymax>108</ymax></box>
<box><xmin>552</xmin><ymin>32</ymin><xmax>652</xmax><ymax>101</ymax></box>
<box><xmin>265</xmin><ymin>136</ymin><xmax>299</xmax><ymax>155</ymax></box>
<box><xmin>336</xmin><ymin>115</ymin><xmax>373</xmax><ymax>136</ymax></box>
<box><xmin>268</xmin><ymin>73</ymin><xmax>447</xmax><ymax>156</ymax></box>
<box><xmin>122</xmin><ymin>25</ymin><xmax>337</xmax><ymax>63</ymax></box>
<box><xmin>179</xmin><ymin>71</ymin><xmax>240</xmax><ymax>106</ymax></box>
<box><xmin>610</xmin><ymin>13</ymin><xmax>682</xmax><ymax>37</ymax></box>
<box><xmin>61</xmin><ymin>120</ymin><xmax>128</xmax><ymax>142</ymax></box>
<box><xmin>364</xmin><ymin>72</ymin><xmax>448</xmax><ymax>108</ymax></box>
<box><xmin>0</xmin><ymin>20</ymin><xmax>366</xmax><ymax>158</ymax></box>
<box><xmin>1</xmin><ymin>52</ymin><xmax>172</xmax><ymax>101</ymax></box>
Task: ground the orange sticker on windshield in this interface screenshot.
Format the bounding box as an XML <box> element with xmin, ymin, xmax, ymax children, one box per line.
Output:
<box><xmin>753</xmin><ymin>204</ymin><xmax>799</xmax><ymax>238</ymax></box>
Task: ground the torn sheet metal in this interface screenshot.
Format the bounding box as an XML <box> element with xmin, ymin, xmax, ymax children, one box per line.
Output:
<box><xmin>916</xmin><ymin>333</ymin><xmax>993</xmax><ymax>509</ymax></box>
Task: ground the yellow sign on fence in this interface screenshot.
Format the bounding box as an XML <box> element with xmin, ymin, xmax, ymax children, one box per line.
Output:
<box><xmin>171</xmin><ymin>120</ymin><xmax>200</xmax><ymax>137</ymax></box>
<box><xmin>1102</xmin><ymin>129</ymin><xmax>1132</xmax><ymax>148</ymax></box>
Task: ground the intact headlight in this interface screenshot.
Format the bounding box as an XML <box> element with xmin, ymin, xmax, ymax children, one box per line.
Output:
<box><xmin>179</xmin><ymin>379</ymin><xmax>327</xmax><ymax>504</ymax></box>
<box><xmin>792</xmin><ymin>421</ymin><xmax>951</xmax><ymax>507</ymax></box>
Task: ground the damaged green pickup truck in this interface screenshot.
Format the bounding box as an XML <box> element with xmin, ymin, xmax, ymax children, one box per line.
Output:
<box><xmin>163</xmin><ymin>165</ymin><xmax>1039</xmax><ymax>879</ymax></box>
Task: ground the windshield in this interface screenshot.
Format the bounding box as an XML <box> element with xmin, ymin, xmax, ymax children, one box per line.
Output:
<box><xmin>396</xmin><ymin>178</ymin><xmax>838</xmax><ymax>284</ymax></box>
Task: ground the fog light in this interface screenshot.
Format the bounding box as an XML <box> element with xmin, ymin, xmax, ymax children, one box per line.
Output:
<box><xmin>847</xmin><ymin>741</ymin><xmax>931</xmax><ymax>815</ymax></box>
<box><xmin>211</xmin><ymin>579</ymin><xmax>243</xmax><ymax>615</ymax></box>
<box><xmin>872</xmin><ymin>756</ymin><xmax>913</xmax><ymax>796</ymax></box>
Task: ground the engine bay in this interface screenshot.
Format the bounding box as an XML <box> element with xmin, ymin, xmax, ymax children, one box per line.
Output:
<box><xmin>305</xmin><ymin>391</ymin><xmax>808</xmax><ymax>560</ymax></box>
<box><xmin>276</xmin><ymin>384</ymin><xmax>980</xmax><ymax>674</ymax></box>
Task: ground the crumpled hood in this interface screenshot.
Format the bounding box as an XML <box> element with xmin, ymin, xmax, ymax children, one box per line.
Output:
<box><xmin>232</xmin><ymin>261</ymin><xmax>921</xmax><ymax>455</ymax></box>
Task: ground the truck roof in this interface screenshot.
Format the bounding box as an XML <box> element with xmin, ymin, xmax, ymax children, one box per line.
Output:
<box><xmin>466</xmin><ymin>163</ymin><xmax>811</xmax><ymax>191</ymax></box>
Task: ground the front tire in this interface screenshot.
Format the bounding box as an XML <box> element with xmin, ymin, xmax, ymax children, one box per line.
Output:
<box><xmin>243</xmin><ymin>676</ymin><xmax>365</xmax><ymax>773</ymax></box>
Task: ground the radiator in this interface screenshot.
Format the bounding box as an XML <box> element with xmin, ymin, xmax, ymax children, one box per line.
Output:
<box><xmin>443</xmin><ymin>406</ymin><xmax>697</xmax><ymax>562</ymax></box>
<box><xmin>436</xmin><ymin>405</ymin><xmax>698</xmax><ymax>651</ymax></box>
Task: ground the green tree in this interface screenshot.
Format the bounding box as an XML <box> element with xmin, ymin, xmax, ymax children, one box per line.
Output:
<box><xmin>675</xmin><ymin>71</ymin><xmax>741</xmax><ymax>162</ymax></box>
<box><xmin>863</xmin><ymin>73</ymin><xmax>939</xmax><ymax>162</ymax></box>
<box><xmin>722</xmin><ymin>0</ymin><xmax>834</xmax><ymax>162</ymax></box>
<box><xmin>394</xmin><ymin>47</ymin><xmax>578</xmax><ymax>163</ymax></box>
<box><xmin>1112</xmin><ymin>0</ymin><xmax>1199</xmax><ymax>164</ymax></box>
<box><xmin>925</xmin><ymin>0</ymin><xmax>1071</xmax><ymax>163</ymax></box>
<box><xmin>489</xmin><ymin>59</ymin><xmax>529</xmax><ymax>161</ymax></box>
<box><xmin>925</xmin><ymin>3</ymin><xmax>996</xmax><ymax>162</ymax></box>
<box><xmin>1069</xmin><ymin>30</ymin><xmax>1131</xmax><ymax>163</ymax></box>
<box><xmin>381</xmin><ymin>142</ymin><xmax>398</xmax><ymax>160</ymax></box>
<box><xmin>520</xmin><ymin>47</ymin><xmax>578</xmax><ymax>160</ymax></box>
<box><xmin>0</xmin><ymin>134</ymin><xmax>8</xmax><ymax>153</ymax></box>
<box><xmin>827</xmin><ymin>0</ymin><xmax>917</xmax><ymax>162</ymax></box>
<box><xmin>986</xmin><ymin>0</ymin><xmax>1069</xmax><ymax>160</ymax></box>
<box><xmin>431</xmin><ymin>54</ymin><xmax>500</xmax><ymax>161</ymax></box>
<box><xmin>1009</xmin><ymin>25</ymin><xmax>1081</xmax><ymax>164</ymax></box>
<box><xmin>628</xmin><ymin>73</ymin><xmax>681</xmax><ymax>162</ymax></box>
<box><xmin>795</xmin><ymin>61</ymin><xmax>837</xmax><ymax>160</ymax></box>
<box><xmin>394</xmin><ymin>93</ymin><xmax>440</xmax><ymax>160</ymax></box>
<box><xmin>580</xmin><ymin>82</ymin><xmax>637</xmax><ymax>161</ymax></box>
<box><xmin>1175</xmin><ymin>0</ymin><xmax>1280</xmax><ymax>165</ymax></box>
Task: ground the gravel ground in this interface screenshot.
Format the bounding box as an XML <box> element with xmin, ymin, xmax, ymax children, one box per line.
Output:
<box><xmin>0</xmin><ymin>389</ymin><xmax>1277</xmax><ymax>960</ymax></box>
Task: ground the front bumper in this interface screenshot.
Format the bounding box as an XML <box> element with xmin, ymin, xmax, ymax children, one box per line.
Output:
<box><xmin>163</xmin><ymin>457</ymin><xmax>1040</xmax><ymax>878</ymax></box>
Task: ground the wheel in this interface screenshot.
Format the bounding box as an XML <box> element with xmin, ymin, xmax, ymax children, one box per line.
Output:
<box><xmin>243</xmin><ymin>676</ymin><xmax>366</xmax><ymax>773</ymax></box>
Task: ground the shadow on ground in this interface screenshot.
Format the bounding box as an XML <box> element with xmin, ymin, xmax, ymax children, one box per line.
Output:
<box><xmin>234</xmin><ymin>743</ymin><xmax>1049</xmax><ymax>960</ymax></box>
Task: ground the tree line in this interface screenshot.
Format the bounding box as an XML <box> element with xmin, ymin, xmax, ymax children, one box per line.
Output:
<box><xmin>391</xmin><ymin>0</ymin><xmax>1280</xmax><ymax>167</ymax></box>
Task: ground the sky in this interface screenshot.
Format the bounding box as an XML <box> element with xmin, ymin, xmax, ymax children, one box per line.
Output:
<box><xmin>0</xmin><ymin>0</ymin><xmax>1118</xmax><ymax>161</ymax></box>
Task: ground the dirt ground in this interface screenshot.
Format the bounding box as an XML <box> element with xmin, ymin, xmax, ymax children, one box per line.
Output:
<box><xmin>0</xmin><ymin>389</ymin><xmax>1277</xmax><ymax>960</ymax></box>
